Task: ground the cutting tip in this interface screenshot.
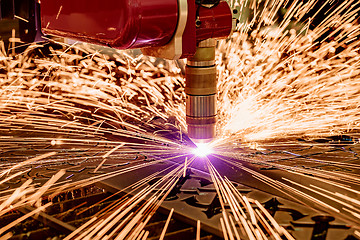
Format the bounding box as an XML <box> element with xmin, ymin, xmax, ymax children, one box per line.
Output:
<box><xmin>190</xmin><ymin>138</ymin><xmax>213</xmax><ymax>145</ymax></box>
<box><xmin>191</xmin><ymin>141</ymin><xmax>214</xmax><ymax>157</ymax></box>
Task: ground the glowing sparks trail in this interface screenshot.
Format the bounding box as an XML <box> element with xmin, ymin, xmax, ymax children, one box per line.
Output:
<box><xmin>206</xmin><ymin>159</ymin><xmax>295</xmax><ymax>240</ymax></box>
<box><xmin>219</xmin><ymin>0</ymin><xmax>360</xmax><ymax>142</ymax></box>
<box><xmin>0</xmin><ymin>0</ymin><xmax>360</xmax><ymax>239</ymax></box>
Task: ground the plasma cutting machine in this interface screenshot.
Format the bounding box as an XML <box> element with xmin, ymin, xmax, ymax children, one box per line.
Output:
<box><xmin>1</xmin><ymin>0</ymin><xmax>236</xmax><ymax>143</ymax></box>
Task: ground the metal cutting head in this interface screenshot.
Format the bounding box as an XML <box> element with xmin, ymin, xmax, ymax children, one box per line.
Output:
<box><xmin>186</xmin><ymin>39</ymin><xmax>217</xmax><ymax>143</ymax></box>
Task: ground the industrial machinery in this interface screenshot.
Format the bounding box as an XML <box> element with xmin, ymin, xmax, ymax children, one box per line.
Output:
<box><xmin>0</xmin><ymin>0</ymin><xmax>236</xmax><ymax>143</ymax></box>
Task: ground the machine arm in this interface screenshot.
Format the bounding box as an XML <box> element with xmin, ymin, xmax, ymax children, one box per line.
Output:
<box><xmin>3</xmin><ymin>0</ymin><xmax>235</xmax><ymax>143</ymax></box>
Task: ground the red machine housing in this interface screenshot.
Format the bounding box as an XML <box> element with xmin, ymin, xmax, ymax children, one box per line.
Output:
<box><xmin>40</xmin><ymin>0</ymin><xmax>232</xmax><ymax>58</ymax></box>
<box><xmin>40</xmin><ymin>0</ymin><xmax>179</xmax><ymax>49</ymax></box>
<box><xmin>196</xmin><ymin>2</ymin><xmax>232</xmax><ymax>42</ymax></box>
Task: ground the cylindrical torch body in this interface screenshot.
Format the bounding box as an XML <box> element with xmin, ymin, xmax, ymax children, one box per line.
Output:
<box><xmin>186</xmin><ymin>39</ymin><xmax>217</xmax><ymax>143</ymax></box>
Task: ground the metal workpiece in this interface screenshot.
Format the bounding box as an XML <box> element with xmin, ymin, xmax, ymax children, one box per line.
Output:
<box><xmin>186</xmin><ymin>39</ymin><xmax>217</xmax><ymax>143</ymax></box>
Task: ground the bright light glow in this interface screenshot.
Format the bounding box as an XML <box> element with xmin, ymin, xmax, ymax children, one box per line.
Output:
<box><xmin>192</xmin><ymin>143</ymin><xmax>213</xmax><ymax>157</ymax></box>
